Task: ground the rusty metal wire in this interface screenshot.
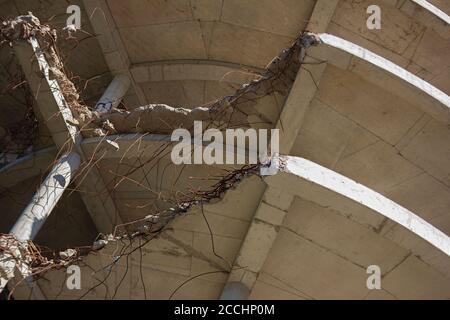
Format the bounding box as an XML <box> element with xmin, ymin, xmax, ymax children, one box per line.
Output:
<box><xmin>0</xmin><ymin>12</ymin><xmax>321</xmax><ymax>300</ymax></box>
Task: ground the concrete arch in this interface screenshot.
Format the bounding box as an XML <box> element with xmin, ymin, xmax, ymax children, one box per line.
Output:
<box><xmin>316</xmin><ymin>33</ymin><xmax>450</xmax><ymax>124</ymax></box>
<box><xmin>266</xmin><ymin>155</ymin><xmax>450</xmax><ymax>256</ymax></box>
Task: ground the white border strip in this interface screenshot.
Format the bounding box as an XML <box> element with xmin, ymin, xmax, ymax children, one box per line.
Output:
<box><xmin>281</xmin><ymin>155</ymin><xmax>450</xmax><ymax>256</ymax></box>
<box><xmin>319</xmin><ymin>33</ymin><xmax>450</xmax><ymax>114</ymax></box>
<box><xmin>411</xmin><ymin>0</ymin><xmax>450</xmax><ymax>25</ymax></box>
<box><xmin>0</xmin><ymin>146</ymin><xmax>57</xmax><ymax>188</ymax></box>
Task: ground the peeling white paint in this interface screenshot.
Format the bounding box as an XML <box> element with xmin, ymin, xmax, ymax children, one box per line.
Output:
<box><xmin>279</xmin><ymin>155</ymin><xmax>450</xmax><ymax>256</ymax></box>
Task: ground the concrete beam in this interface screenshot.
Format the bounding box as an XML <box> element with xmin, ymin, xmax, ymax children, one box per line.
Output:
<box><xmin>14</xmin><ymin>38</ymin><xmax>122</xmax><ymax>233</ymax></box>
<box><xmin>10</xmin><ymin>152</ymin><xmax>81</xmax><ymax>241</ymax></box>
<box><xmin>312</xmin><ymin>33</ymin><xmax>450</xmax><ymax>124</ymax></box>
<box><xmin>81</xmin><ymin>134</ymin><xmax>171</xmax><ymax>160</ymax></box>
<box><xmin>95</xmin><ymin>74</ymin><xmax>131</xmax><ymax>113</ymax></box>
<box><xmin>223</xmin><ymin>198</ymin><xmax>292</xmax><ymax>296</ymax></box>
<box><xmin>410</xmin><ymin>0</ymin><xmax>450</xmax><ymax>25</ymax></box>
<box><xmin>266</xmin><ymin>155</ymin><xmax>450</xmax><ymax>256</ymax></box>
<box><xmin>221</xmin><ymin>0</ymin><xmax>340</xmax><ymax>297</ymax></box>
<box><xmin>80</xmin><ymin>134</ymin><xmax>257</xmax><ymax>169</ymax></box>
<box><xmin>0</xmin><ymin>146</ymin><xmax>57</xmax><ymax>188</ymax></box>
<box><xmin>220</xmin><ymin>153</ymin><xmax>450</xmax><ymax>296</ymax></box>
<box><xmin>219</xmin><ymin>0</ymin><xmax>450</xmax><ymax>298</ymax></box>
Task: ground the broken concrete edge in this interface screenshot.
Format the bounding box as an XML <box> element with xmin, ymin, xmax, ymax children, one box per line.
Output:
<box><xmin>411</xmin><ymin>0</ymin><xmax>450</xmax><ymax>25</ymax></box>
<box><xmin>221</xmin><ymin>1</ymin><xmax>341</xmax><ymax>296</ymax></box>
<box><xmin>1</xmin><ymin>13</ymin><xmax>97</xmax><ymax>138</ymax></box>
<box><xmin>318</xmin><ymin>33</ymin><xmax>450</xmax><ymax>123</ymax></box>
<box><xmin>220</xmin><ymin>282</ymin><xmax>251</xmax><ymax>300</ymax></box>
<box><xmin>0</xmin><ymin>162</ymin><xmax>262</xmax><ymax>296</ymax></box>
<box><xmin>269</xmin><ymin>155</ymin><xmax>450</xmax><ymax>257</ymax></box>
<box><xmin>95</xmin><ymin>33</ymin><xmax>321</xmax><ymax>136</ymax></box>
<box><xmin>1</xmin><ymin>11</ymin><xmax>448</xmax><ymax>296</ymax></box>
<box><xmin>3</xmin><ymin>153</ymin><xmax>449</xmax><ymax>297</ymax></box>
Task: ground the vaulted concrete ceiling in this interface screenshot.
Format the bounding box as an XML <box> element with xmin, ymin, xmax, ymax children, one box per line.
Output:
<box><xmin>1</xmin><ymin>0</ymin><xmax>450</xmax><ymax>300</ymax></box>
<box><xmin>107</xmin><ymin>0</ymin><xmax>314</xmax><ymax>65</ymax></box>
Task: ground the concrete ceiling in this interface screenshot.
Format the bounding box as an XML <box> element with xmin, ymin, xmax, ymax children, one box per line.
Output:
<box><xmin>108</xmin><ymin>0</ymin><xmax>314</xmax><ymax>66</ymax></box>
<box><xmin>1</xmin><ymin>0</ymin><xmax>450</xmax><ymax>300</ymax></box>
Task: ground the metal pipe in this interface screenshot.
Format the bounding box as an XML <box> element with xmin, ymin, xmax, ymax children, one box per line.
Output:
<box><xmin>95</xmin><ymin>74</ymin><xmax>131</xmax><ymax>113</ymax></box>
<box><xmin>220</xmin><ymin>282</ymin><xmax>250</xmax><ymax>300</ymax></box>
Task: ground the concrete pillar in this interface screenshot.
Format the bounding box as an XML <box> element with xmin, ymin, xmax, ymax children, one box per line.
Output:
<box><xmin>220</xmin><ymin>282</ymin><xmax>250</xmax><ymax>300</ymax></box>
<box><xmin>10</xmin><ymin>152</ymin><xmax>81</xmax><ymax>241</ymax></box>
<box><xmin>95</xmin><ymin>74</ymin><xmax>131</xmax><ymax>113</ymax></box>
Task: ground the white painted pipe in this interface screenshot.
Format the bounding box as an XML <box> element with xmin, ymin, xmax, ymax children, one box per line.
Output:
<box><xmin>95</xmin><ymin>74</ymin><xmax>131</xmax><ymax>113</ymax></box>
<box><xmin>220</xmin><ymin>282</ymin><xmax>250</xmax><ymax>300</ymax></box>
<box><xmin>10</xmin><ymin>152</ymin><xmax>81</xmax><ymax>241</ymax></box>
